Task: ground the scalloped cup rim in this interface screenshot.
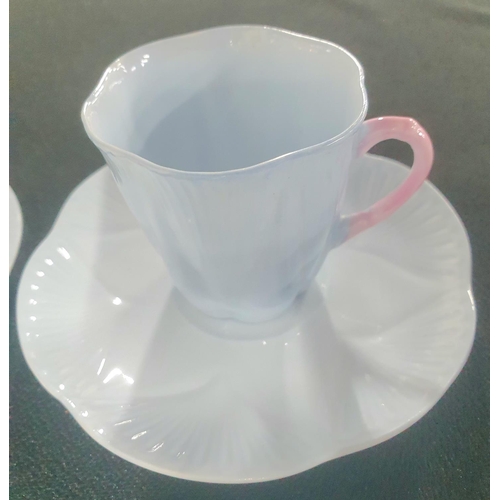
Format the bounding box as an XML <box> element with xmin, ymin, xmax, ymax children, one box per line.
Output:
<box><xmin>81</xmin><ymin>25</ymin><xmax>368</xmax><ymax>178</ymax></box>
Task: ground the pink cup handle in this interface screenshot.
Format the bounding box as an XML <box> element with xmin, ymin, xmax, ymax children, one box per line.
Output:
<box><xmin>345</xmin><ymin>116</ymin><xmax>434</xmax><ymax>240</ymax></box>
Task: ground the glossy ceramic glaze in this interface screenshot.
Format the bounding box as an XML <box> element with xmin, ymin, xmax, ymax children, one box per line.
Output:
<box><xmin>17</xmin><ymin>155</ymin><xmax>475</xmax><ymax>483</ymax></box>
<box><xmin>9</xmin><ymin>186</ymin><xmax>23</xmax><ymax>271</ymax></box>
<box><xmin>82</xmin><ymin>26</ymin><xmax>433</xmax><ymax>322</ymax></box>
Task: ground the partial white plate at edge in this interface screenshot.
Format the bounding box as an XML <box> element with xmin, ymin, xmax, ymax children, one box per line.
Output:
<box><xmin>10</xmin><ymin>186</ymin><xmax>23</xmax><ymax>272</ymax></box>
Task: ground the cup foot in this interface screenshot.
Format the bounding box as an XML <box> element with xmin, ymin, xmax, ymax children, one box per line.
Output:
<box><xmin>172</xmin><ymin>286</ymin><xmax>325</xmax><ymax>340</ymax></box>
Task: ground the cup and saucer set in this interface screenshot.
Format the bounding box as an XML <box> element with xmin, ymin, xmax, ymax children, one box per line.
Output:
<box><xmin>16</xmin><ymin>26</ymin><xmax>475</xmax><ymax>483</ymax></box>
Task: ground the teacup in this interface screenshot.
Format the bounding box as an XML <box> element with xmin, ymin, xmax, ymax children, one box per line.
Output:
<box><xmin>82</xmin><ymin>25</ymin><xmax>433</xmax><ymax>323</ymax></box>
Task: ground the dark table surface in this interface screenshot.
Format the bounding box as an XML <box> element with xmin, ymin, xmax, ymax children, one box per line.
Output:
<box><xmin>10</xmin><ymin>0</ymin><xmax>489</xmax><ymax>498</ymax></box>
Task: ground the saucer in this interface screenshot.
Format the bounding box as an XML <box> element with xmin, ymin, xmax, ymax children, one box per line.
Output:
<box><xmin>17</xmin><ymin>154</ymin><xmax>475</xmax><ymax>483</ymax></box>
<box><xmin>10</xmin><ymin>186</ymin><xmax>23</xmax><ymax>271</ymax></box>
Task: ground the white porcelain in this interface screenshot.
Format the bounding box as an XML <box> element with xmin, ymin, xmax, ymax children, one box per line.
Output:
<box><xmin>9</xmin><ymin>186</ymin><xmax>23</xmax><ymax>271</ymax></box>
<box><xmin>82</xmin><ymin>25</ymin><xmax>433</xmax><ymax>322</ymax></box>
<box><xmin>17</xmin><ymin>154</ymin><xmax>475</xmax><ymax>483</ymax></box>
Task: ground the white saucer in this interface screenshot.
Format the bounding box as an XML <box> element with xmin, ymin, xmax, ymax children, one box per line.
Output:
<box><xmin>17</xmin><ymin>154</ymin><xmax>475</xmax><ymax>483</ymax></box>
<box><xmin>10</xmin><ymin>186</ymin><xmax>23</xmax><ymax>272</ymax></box>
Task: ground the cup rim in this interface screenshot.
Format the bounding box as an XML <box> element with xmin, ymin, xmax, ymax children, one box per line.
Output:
<box><xmin>81</xmin><ymin>25</ymin><xmax>368</xmax><ymax>178</ymax></box>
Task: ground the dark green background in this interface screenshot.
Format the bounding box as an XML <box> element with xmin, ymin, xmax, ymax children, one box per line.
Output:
<box><xmin>10</xmin><ymin>0</ymin><xmax>489</xmax><ymax>498</ymax></box>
